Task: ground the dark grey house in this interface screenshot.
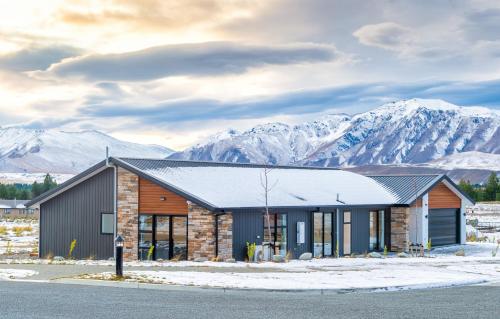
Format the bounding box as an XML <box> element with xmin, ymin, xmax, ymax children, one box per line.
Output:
<box><xmin>27</xmin><ymin>158</ymin><xmax>473</xmax><ymax>261</ymax></box>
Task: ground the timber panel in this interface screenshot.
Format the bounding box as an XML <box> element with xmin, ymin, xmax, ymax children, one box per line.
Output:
<box><xmin>429</xmin><ymin>182</ymin><xmax>461</xmax><ymax>209</ymax></box>
<box><xmin>139</xmin><ymin>177</ymin><xmax>188</xmax><ymax>215</ymax></box>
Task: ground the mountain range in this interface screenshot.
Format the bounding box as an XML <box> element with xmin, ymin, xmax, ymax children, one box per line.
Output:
<box><xmin>0</xmin><ymin>128</ymin><xmax>172</xmax><ymax>174</ymax></box>
<box><xmin>170</xmin><ymin>99</ymin><xmax>500</xmax><ymax>170</ymax></box>
<box><xmin>0</xmin><ymin>98</ymin><xmax>498</xmax><ymax>184</ymax></box>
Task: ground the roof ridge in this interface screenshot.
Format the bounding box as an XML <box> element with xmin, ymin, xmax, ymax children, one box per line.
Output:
<box><xmin>116</xmin><ymin>157</ymin><xmax>341</xmax><ymax>170</ymax></box>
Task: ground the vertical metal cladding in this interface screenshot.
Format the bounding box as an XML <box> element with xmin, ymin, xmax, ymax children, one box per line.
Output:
<box><xmin>39</xmin><ymin>168</ymin><xmax>114</xmax><ymax>259</ymax></box>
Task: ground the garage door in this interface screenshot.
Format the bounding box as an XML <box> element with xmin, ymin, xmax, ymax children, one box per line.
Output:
<box><xmin>429</xmin><ymin>209</ymin><xmax>459</xmax><ymax>246</ymax></box>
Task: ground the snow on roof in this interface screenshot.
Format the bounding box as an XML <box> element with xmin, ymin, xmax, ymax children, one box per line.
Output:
<box><xmin>119</xmin><ymin>159</ymin><xmax>398</xmax><ymax>208</ymax></box>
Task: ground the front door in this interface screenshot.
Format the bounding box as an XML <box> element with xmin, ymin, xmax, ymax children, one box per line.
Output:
<box><xmin>313</xmin><ymin>212</ymin><xmax>334</xmax><ymax>257</ymax></box>
<box><xmin>139</xmin><ymin>214</ymin><xmax>187</xmax><ymax>260</ymax></box>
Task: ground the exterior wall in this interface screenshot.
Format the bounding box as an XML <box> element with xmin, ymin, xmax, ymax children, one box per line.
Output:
<box><xmin>187</xmin><ymin>202</ymin><xmax>234</xmax><ymax>260</ymax></box>
<box><xmin>408</xmin><ymin>194</ymin><xmax>429</xmax><ymax>245</ymax></box>
<box><xmin>39</xmin><ymin>168</ymin><xmax>114</xmax><ymax>259</ymax></box>
<box><xmin>117</xmin><ymin>167</ymin><xmax>139</xmax><ymax>261</ymax></box>
<box><xmin>429</xmin><ymin>182</ymin><xmax>461</xmax><ymax>208</ymax></box>
<box><xmin>217</xmin><ymin>213</ymin><xmax>233</xmax><ymax>260</ymax></box>
<box><xmin>139</xmin><ymin>177</ymin><xmax>188</xmax><ymax>215</ymax></box>
<box><xmin>390</xmin><ymin>207</ymin><xmax>410</xmax><ymax>252</ymax></box>
<box><xmin>232</xmin><ymin>209</ymin><xmax>312</xmax><ymax>261</ymax></box>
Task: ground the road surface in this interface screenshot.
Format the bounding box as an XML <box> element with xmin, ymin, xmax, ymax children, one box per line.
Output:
<box><xmin>0</xmin><ymin>281</ymin><xmax>498</xmax><ymax>319</ymax></box>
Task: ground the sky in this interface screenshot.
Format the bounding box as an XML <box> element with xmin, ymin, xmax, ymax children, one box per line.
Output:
<box><xmin>1</xmin><ymin>0</ymin><xmax>500</xmax><ymax>150</ymax></box>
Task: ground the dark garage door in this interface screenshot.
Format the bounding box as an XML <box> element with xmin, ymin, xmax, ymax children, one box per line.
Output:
<box><xmin>429</xmin><ymin>209</ymin><xmax>459</xmax><ymax>246</ymax></box>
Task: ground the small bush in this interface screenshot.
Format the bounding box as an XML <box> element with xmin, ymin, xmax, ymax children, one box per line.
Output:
<box><xmin>147</xmin><ymin>244</ymin><xmax>154</xmax><ymax>261</ymax></box>
<box><xmin>246</xmin><ymin>242</ymin><xmax>256</xmax><ymax>262</ymax></box>
<box><xmin>285</xmin><ymin>250</ymin><xmax>293</xmax><ymax>262</ymax></box>
<box><xmin>68</xmin><ymin>239</ymin><xmax>77</xmax><ymax>259</ymax></box>
<box><xmin>0</xmin><ymin>226</ymin><xmax>7</xmax><ymax>235</ymax></box>
<box><xmin>383</xmin><ymin>245</ymin><xmax>388</xmax><ymax>257</ymax></box>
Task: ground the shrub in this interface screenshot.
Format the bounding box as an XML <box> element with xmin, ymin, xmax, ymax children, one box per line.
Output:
<box><xmin>0</xmin><ymin>226</ymin><xmax>7</xmax><ymax>236</ymax></box>
<box><xmin>68</xmin><ymin>239</ymin><xmax>77</xmax><ymax>259</ymax></box>
<box><xmin>147</xmin><ymin>244</ymin><xmax>154</xmax><ymax>261</ymax></box>
<box><xmin>246</xmin><ymin>242</ymin><xmax>256</xmax><ymax>262</ymax></box>
<box><xmin>6</xmin><ymin>241</ymin><xmax>12</xmax><ymax>255</ymax></box>
<box><xmin>383</xmin><ymin>245</ymin><xmax>388</xmax><ymax>257</ymax></box>
<box><xmin>285</xmin><ymin>250</ymin><xmax>293</xmax><ymax>262</ymax></box>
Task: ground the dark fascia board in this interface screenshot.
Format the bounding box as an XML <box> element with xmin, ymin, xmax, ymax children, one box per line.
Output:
<box><xmin>26</xmin><ymin>160</ymin><xmax>108</xmax><ymax>207</ymax></box>
<box><xmin>109</xmin><ymin>157</ymin><xmax>219</xmax><ymax>211</ymax></box>
<box><xmin>405</xmin><ymin>174</ymin><xmax>475</xmax><ymax>206</ymax></box>
<box><xmin>227</xmin><ymin>204</ymin><xmax>392</xmax><ymax>212</ymax></box>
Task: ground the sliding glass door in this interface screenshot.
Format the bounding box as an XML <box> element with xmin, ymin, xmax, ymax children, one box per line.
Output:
<box><xmin>263</xmin><ymin>213</ymin><xmax>288</xmax><ymax>256</ymax></box>
<box><xmin>313</xmin><ymin>212</ymin><xmax>334</xmax><ymax>258</ymax></box>
<box><xmin>138</xmin><ymin>214</ymin><xmax>187</xmax><ymax>261</ymax></box>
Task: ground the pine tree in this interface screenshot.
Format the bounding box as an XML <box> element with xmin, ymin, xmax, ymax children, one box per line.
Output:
<box><xmin>484</xmin><ymin>172</ymin><xmax>499</xmax><ymax>201</ymax></box>
<box><xmin>458</xmin><ymin>179</ymin><xmax>477</xmax><ymax>201</ymax></box>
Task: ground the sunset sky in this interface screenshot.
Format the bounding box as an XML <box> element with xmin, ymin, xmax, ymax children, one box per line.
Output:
<box><xmin>1</xmin><ymin>0</ymin><xmax>500</xmax><ymax>150</ymax></box>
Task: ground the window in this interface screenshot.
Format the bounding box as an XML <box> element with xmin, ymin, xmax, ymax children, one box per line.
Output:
<box><xmin>138</xmin><ymin>214</ymin><xmax>188</xmax><ymax>261</ymax></box>
<box><xmin>369</xmin><ymin>210</ymin><xmax>385</xmax><ymax>251</ymax></box>
<box><xmin>343</xmin><ymin>211</ymin><xmax>351</xmax><ymax>255</ymax></box>
<box><xmin>263</xmin><ymin>213</ymin><xmax>287</xmax><ymax>256</ymax></box>
<box><xmin>101</xmin><ymin>212</ymin><xmax>114</xmax><ymax>234</ymax></box>
<box><xmin>313</xmin><ymin>212</ymin><xmax>333</xmax><ymax>257</ymax></box>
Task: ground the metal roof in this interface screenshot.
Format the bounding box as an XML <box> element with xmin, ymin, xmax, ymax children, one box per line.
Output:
<box><xmin>115</xmin><ymin>158</ymin><xmax>397</xmax><ymax>209</ymax></box>
<box><xmin>368</xmin><ymin>174</ymin><xmax>475</xmax><ymax>205</ymax></box>
<box><xmin>27</xmin><ymin>157</ymin><xmax>474</xmax><ymax>209</ymax></box>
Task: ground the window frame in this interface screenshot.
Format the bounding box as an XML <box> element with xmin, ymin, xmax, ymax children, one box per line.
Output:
<box><xmin>263</xmin><ymin>213</ymin><xmax>288</xmax><ymax>256</ymax></box>
<box><xmin>100</xmin><ymin>212</ymin><xmax>114</xmax><ymax>235</ymax></box>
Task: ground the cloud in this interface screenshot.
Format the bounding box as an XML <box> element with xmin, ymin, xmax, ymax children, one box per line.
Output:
<box><xmin>463</xmin><ymin>8</ymin><xmax>500</xmax><ymax>41</ymax></box>
<box><xmin>42</xmin><ymin>42</ymin><xmax>338</xmax><ymax>81</ymax></box>
<box><xmin>353</xmin><ymin>22</ymin><xmax>412</xmax><ymax>51</ymax></box>
<box><xmin>0</xmin><ymin>45</ymin><xmax>81</xmax><ymax>72</ymax></box>
<box><xmin>76</xmin><ymin>79</ymin><xmax>500</xmax><ymax>128</ymax></box>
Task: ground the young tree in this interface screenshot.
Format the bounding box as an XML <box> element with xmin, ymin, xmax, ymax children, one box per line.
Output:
<box><xmin>484</xmin><ymin>172</ymin><xmax>499</xmax><ymax>201</ymax></box>
<box><xmin>260</xmin><ymin>165</ymin><xmax>278</xmax><ymax>260</ymax></box>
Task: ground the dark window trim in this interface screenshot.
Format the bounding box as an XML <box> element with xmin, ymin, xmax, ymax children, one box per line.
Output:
<box><xmin>100</xmin><ymin>212</ymin><xmax>114</xmax><ymax>235</ymax></box>
<box><xmin>263</xmin><ymin>213</ymin><xmax>288</xmax><ymax>254</ymax></box>
<box><xmin>137</xmin><ymin>214</ymin><xmax>188</xmax><ymax>261</ymax></box>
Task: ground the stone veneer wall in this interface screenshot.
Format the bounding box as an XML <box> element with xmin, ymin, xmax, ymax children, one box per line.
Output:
<box><xmin>390</xmin><ymin>207</ymin><xmax>410</xmax><ymax>252</ymax></box>
<box><xmin>117</xmin><ymin>167</ymin><xmax>139</xmax><ymax>261</ymax></box>
<box><xmin>217</xmin><ymin>213</ymin><xmax>233</xmax><ymax>260</ymax></box>
<box><xmin>187</xmin><ymin>202</ymin><xmax>233</xmax><ymax>260</ymax></box>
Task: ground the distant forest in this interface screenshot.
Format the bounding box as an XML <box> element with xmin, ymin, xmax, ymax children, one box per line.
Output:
<box><xmin>0</xmin><ymin>174</ymin><xmax>58</xmax><ymax>200</ymax></box>
<box><xmin>459</xmin><ymin>172</ymin><xmax>500</xmax><ymax>202</ymax></box>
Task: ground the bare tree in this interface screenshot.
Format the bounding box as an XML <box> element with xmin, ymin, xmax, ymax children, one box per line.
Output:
<box><xmin>260</xmin><ymin>164</ymin><xmax>278</xmax><ymax>260</ymax></box>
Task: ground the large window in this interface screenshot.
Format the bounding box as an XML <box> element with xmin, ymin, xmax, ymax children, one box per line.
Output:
<box><xmin>139</xmin><ymin>214</ymin><xmax>187</xmax><ymax>261</ymax></box>
<box><xmin>100</xmin><ymin>212</ymin><xmax>114</xmax><ymax>235</ymax></box>
<box><xmin>263</xmin><ymin>213</ymin><xmax>287</xmax><ymax>256</ymax></box>
<box><xmin>343</xmin><ymin>211</ymin><xmax>351</xmax><ymax>255</ymax></box>
<box><xmin>369</xmin><ymin>210</ymin><xmax>385</xmax><ymax>251</ymax></box>
<box><xmin>313</xmin><ymin>212</ymin><xmax>333</xmax><ymax>257</ymax></box>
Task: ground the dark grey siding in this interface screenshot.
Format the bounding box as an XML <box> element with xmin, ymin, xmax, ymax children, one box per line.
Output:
<box><xmin>232</xmin><ymin>209</ymin><xmax>312</xmax><ymax>261</ymax></box>
<box><xmin>39</xmin><ymin>168</ymin><xmax>114</xmax><ymax>259</ymax></box>
<box><xmin>232</xmin><ymin>206</ymin><xmax>389</xmax><ymax>260</ymax></box>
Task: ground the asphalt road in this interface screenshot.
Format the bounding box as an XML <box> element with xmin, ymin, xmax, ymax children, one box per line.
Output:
<box><xmin>0</xmin><ymin>281</ymin><xmax>498</xmax><ymax>319</ymax></box>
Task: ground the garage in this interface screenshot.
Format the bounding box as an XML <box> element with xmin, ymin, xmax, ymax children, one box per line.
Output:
<box><xmin>429</xmin><ymin>208</ymin><xmax>459</xmax><ymax>246</ymax></box>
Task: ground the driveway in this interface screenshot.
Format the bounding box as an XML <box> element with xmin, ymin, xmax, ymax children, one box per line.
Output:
<box><xmin>0</xmin><ymin>281</ymin><xmax>499</xmax><ymax>319</ymax></box>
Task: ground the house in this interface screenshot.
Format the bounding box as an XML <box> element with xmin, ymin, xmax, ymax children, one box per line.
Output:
<box><xmin>0</xmin><ymin>199</ymin><xmax>39</xmax><ymax>218</ymax></box>
<box><xmin>26</xmin><ymin>157</ymin><xmax>474</xmax><ymax>261</ymax></box>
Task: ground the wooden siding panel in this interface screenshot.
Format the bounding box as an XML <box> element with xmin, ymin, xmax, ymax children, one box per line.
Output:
<box><xmin>139</xmin><ymin>178</ymin><xmax>188</xmax><ymax>215</ymax></box>
<box><xmin>429</xmin><ymin>182</ymin><xmax>461</xmax><ymax>209</ymax></box>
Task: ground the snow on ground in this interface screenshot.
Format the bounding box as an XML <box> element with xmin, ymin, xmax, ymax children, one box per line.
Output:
<box><xmin>0</xmin><ymin>269</ymin><xmax>37</xmax><ymax>280</ymax></box>
<box><xmin>0</xmin><ymin>219</ymin><xmax>38</xmax><ymax>255</ymax></box>
<box><xmin>467</xmin><ymin>203</ymin><xmax>500</xmax><ymax>241</ymax></box>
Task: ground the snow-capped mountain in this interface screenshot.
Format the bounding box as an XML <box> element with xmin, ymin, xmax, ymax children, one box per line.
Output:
<box><xmin>170</xmin><ymin>99</ymin><xmax>500</xmax><ymax>168</ymax></box>
<box><xmin>425</xmin><ymin>151</ymin><xmax>500</xmax><ymax>171</ymax></box>
<box><xmin>0</xmin><ymin>128</ymin><xmax>173</xmax><ymax>173</ymax></box>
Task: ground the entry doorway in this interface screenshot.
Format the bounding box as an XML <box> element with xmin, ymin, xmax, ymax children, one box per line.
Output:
<box><xmin>313</xmin><ymin>212</ymin><xmax>335</xmax><ymax>257</ymax></box>
<box><xmin>138</xmin><ymin>215</ymin><xmax>188</xmax><ymax>261</ymax></box>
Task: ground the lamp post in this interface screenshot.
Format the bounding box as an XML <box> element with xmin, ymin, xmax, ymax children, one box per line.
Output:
<box><xmin>115</xmin><ymin>235</ymin><xmax>124</xmax><ymax>278</ymax></box>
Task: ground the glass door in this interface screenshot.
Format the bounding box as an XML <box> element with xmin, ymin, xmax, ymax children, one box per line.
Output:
<box><xmin>138</xmin><ymin>214</ymin><xmax>188</xmax><ymax>261</ymax></box>
<box><xmin>155</xmin><ymin>216</ymin><xmax>170</xmax><ymax>260</ymax></box>
<box><xmin>313</xmin><ymin>212</ymin><xmax>334</xmax><ymax>257</ymax></box>
<box><xmin>343</xmin><ymin>211</ymin><xmax>351</xmax><ymax>255</ymax></box>
<box><xmin>172</xmin><ymin>216</ymin><xmax>187</xmax><ymax>260</ymax></box>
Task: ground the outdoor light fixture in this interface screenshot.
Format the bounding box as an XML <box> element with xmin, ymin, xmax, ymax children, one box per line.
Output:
<box><xmin>115</xmin><ymin>235</ymin><xmax>124</xmax><ymax>277</ymax></box>
<box><xmin>160</xmin><ymin>196</ymin><xmax>166</xmax><ymax>201</ymax></box>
